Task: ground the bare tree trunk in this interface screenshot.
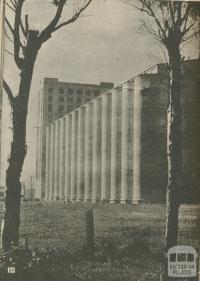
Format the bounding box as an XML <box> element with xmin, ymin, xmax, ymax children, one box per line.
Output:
<box><xmin>2</xmin><ymin>31</ymin><xmax>39</xmax><ymax>250</ymax></box>
<box><xmin>165</xmin><ymin>42</ymin><xmax>182</xmax><ymax>251</ymax></box>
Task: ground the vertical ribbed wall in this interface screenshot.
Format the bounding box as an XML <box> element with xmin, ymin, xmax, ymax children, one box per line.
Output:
<box><xmin>101</xmin><ymin>93</ymin><xmax>112</xmax><ymax>201</ymax></box>
<box><xmin>45</xmin><ymin>79</ymin><xmax>144</xmax><ymax>203</ymax></box>
<box><xmin>44</xmin><ymin>126</ymin><xmax>50</xmax><ymax>201</ymax></box>
<box><xmin>70</xmin><ymin>111</ymin><xmax>78</xmax><ymax>201</ymax></box>
<box><xmin>59</xmin><ymin>118</ymin><xmax>66</xmax><ymax>200</ymax></box>
<box><xmin>49</xmin><ymin>123</ymin><xmax>55</xmax><ymax>200</ymax></box>
<box><xmin>84</xmin><ymin>102</ymin><xmax>94</xmax><ymax>202</ymax></box>
<box><xmin>110</xmin><ymin>88</ymin><xmax>122</xmax><ymax>203</ymax></box>
<box><xmin>44</xmin><ymin>60</ymin><xmax>200</xmax><ymax>204</ymax></box>
<box><xmin>121</xmin><ymin>81</ymin><xmax>134</xmax><ymax>203</ymax></box>
<box><xmin>54</xmin><ymin>120</ymin><xmax>60</xmax><ymax>200</ymax></box>
<box><xmin>92</xmin><ymin>98</ymin><xmax>102</xmax><ymax>202</ymax></box>
<box><xmin>64</xmin><ymin>115</ymin><xmax>71</xmax><ymax>201</ymax></box>
<box><xmin>77</xmin><ymin>107</ymin><xmax>85</xmax><ymax>201</ymax></box>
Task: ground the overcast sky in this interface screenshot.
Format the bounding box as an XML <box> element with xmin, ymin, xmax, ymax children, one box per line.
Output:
<box><xmin>1</xmin><ymin>0</ymin><xmax>199</xmax><ymax>184</ymax></box>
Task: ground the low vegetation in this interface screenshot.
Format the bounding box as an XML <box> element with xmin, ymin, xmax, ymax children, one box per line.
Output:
<box><xmin>0</xmin><ymin>202</ymin><xmax>199</xmax><ymax>280</ymax></box>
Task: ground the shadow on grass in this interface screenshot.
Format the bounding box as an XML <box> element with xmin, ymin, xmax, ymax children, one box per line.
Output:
<box><xmin>0</xmin><ymin>226</ymin><xmax>163</xmax><ymax>281</ymax></box>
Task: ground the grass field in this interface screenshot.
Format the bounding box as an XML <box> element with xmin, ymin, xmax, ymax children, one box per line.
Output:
<box><xmin>0</xmin><ymin>202</ymin><xmax>199</xmax><ymax>280</ymax></box>
<box><xmin>18</xmin><ymin>202</ymin><xmax>200</xmax><ymax>248</ymax></box>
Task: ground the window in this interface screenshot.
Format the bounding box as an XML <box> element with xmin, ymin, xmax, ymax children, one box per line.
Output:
<box><xmin>59</xmin><ymin>105</ymin><xmax>64</xmax><ymax>113</ymax></box>
<box><xmin>86</xmin><ymin>90</ymin><xmax>91</xmax><ymax>96</ymax></box>
<box><xmin>76</xmin><ymin>97</ymin><xmax>81</xmax><ymax>104</ymax></box>
<box><xmin>59</xmin><ymin>96</ymin><xmax>64</xmax><ymax>102</ymax></box>
<box><xmin>94</xmin><ymin>90</ymin><xmax>100</xmax><ymax>97</ymax></box>
<box><xmin>59</xmin><ymin>88</ymin><xmax>64</xmax><ymax>94</ymax></box>
<box><xmin>48</xmin><ymin>105</ymin><xmax>52</xmax><ymax>112</ymax></box>
<box><xmin>68</xmin><ymin>88</ymin><xmax>73</xmax><ymax>95</ymax></box>
<box><xmin>48</xmin><ymin>114</ymin><xmax>52</xmax><ymax>122</ymax></box>
<box><xmin>68</xmin><ymin>97</ymin><xmax>73</xmax><ymax>103</ymax></box>
<box><xmin>58</xmin><ymin>105</ymin><xmax>64</xmax><ymax>117</ymax></box>
<box><xmin>67</xmin><ymin>105</ymin><xmax>73</xmax><ymax>112</ymax></box>
<box><xmin>77</xmin><ymin>89</ymin><xmax>83</xmax><ymax>96</ymax></box>
<box><xmin>48</xmin><ymin>87</ymin><xmax>53</xmax><ymax>93</ymax></box>
<box><xmin>48</xmin><ymin>96</ymin><xmax>53</xmax><ymax>102</ymax></box>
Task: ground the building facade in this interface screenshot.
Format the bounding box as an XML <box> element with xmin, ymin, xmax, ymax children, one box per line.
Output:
<box><xmin>36</xmin><ymin>78</ymin><xmax>114</xmax><ymax>199</ymax></box>
<box><xmin>44</xmin><ymin>59</ymin><xmax>200</xmax><ymax>203</ymax></box>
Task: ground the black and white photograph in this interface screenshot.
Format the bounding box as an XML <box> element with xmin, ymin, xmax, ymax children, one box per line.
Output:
<box><xmin>0</xmin><ymin>0</ymin><xmax>200</xmax><ymax>280</ymax></box>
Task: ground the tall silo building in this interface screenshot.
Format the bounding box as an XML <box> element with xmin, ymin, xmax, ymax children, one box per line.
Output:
<box><xmin>35</xmin><ymin>78</ymin><xmax>114</xmax><ymax>199</ymax></box>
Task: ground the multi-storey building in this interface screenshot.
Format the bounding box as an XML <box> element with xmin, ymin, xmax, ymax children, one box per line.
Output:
<box><xmin>36</xmin><ymin>78</ymin><xmax>114</xmax><ymax>199</ymax></box>
<box><xmin>44</xmin><ymin>59</ymin><xmax>200</xmax><ymax>204</ymax></box>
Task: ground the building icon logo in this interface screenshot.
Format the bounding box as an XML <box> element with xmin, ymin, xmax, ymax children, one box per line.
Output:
<box><xmin>167</xmin><ymin>246</ymin><xmax>198</xmax><ymax>278</ymax></box>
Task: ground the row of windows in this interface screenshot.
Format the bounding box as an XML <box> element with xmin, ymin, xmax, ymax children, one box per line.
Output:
<box><xmin>48</xmin><ymin>106</ymin><xmax>73</xmax><ymax>122</ymax></box>
<box><xmin>48</xmin><ymin>87</ymin><xmax>100</xmax><ymax>97</ymax></box>
<box><xmin>48</xmin><ymin>104</ymin><xmax>74</xmax><ymax>114</ymax></box>
<box><xmin>48</xmin><ymin>96</ymin><xmax>89</xmax><ymax>104</ymax></box>
<box><xmin>58</xmin><ymin>105</ymin><xmax>64</xmax><ymax>113</ymax></box>
<box><xmin>48</xmin><ymin>87</ymin><xmax>53</xmax><ymax>93</ymax></box>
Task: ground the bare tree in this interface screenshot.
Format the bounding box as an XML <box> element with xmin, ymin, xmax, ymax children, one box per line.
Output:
<box><xmin>2</xmin><ymin>0</ymin><xmax>92</xmax><ymax>251</ymax></box>
<box><xmin>190</xmin><ymin>2</ymin><xmax>200</xmax><ymax>57</ymax></box>
<box><xmin>126</xmin><ymin>0</ymin><xmax>200</xmax><ymax>251</ymax></box>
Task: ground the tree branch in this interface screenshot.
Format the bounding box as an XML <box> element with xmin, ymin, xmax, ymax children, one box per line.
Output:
<box><xmin>39</xmin><ymin>0</ymin><xmax>92</xmax><ymax>44</ymax></box>
<box><xmin>181</xmin><ymin>22</ymin><xmax>195</xmax><ymax>37</ymax></box>
<box><xmin>10</xmin><ymin>0</ymin><xmax>17</xmax><ymax>9</ymax></box>
<box><xmin>38</xmin><ymin>0</ymin><xmax>67</xmax><ymax>44</ymax></box>
<box><xmin>6</xmin><ymin>2</ymin><xmax>16</xmax><ymax>12</ymax></box>
<box><xmin>5</xmin><ymin>17</ymin><xmax>14</xmax><ymax>36</ymax></box>
<box><xmin>13</xmin><ymin>0</ymin><xmax>24</xmax><ymax>69</ymax></box>
<box><xmin>138</xmin><ymin>0</ymin><xmax>167</xmax><ymax>41</ymax></box>
<box><xmin>25</xmin><ymin>14</ymin><xmax>29</xmax><ymax>35</ymax></box>
<box><xmin>180</xmin><ymin>4</ymin><xmax>190</xmax><ymax>26</ymax></box>
<box><xmin>5</xmin><ymin>16</ymin><xmax>26</xmax><ymax>53</ymax></box>
<box><xmin>176</xmin><ymin>3</ymin><xmax>182</xmax><ymax>28</ymax></box>
<box><xmin>19</xmin><ymin>18</ymin><xmax>27</xmax><ymax>39</ymax></box>
<box><xmin>6</xmin><ymin>2</ymin><xmax>27</xmax><ymax>40</ymax></box>
<box><xmin>53</xmin><ymin>0</ymin><xmax>92</xmax><ymax>32</ymax></box>
<box><xmin>3</xmin><ymin>80</ymin><xmax>14</xmax><ymax>105</ymax></box>
<box><xmin>168</xmin><ymin>2</ymin><xmax>175</xmax><ymax>26</ymax></box>
<box><xmin>4</xmin><ymin>28</ymin><xmax>14</xmax><ymax>43</ymax></box>
<box><xmin>181</xmin><ymin>32</ymin><xmax>197</xmax><ymax>43</ymax></box>
<box><xmin>5</xmin><ymin>49</ymin><xmax>14</xmax><ymax>56</ymax></box>
<box><xmin>181</xmin><ymin>6</ymin><xmax>191</xmax><ymax>35</ymax></box>
<box><xmin>141</xmin><ymin>20</ymin><xmax>162</xmax><ymax>43</ymax></box>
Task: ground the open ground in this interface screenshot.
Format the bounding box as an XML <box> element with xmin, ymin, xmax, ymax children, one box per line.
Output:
<box><xmin>0</xmin><ymin>202</ymin><xmax>199</xmax><ymax>280</ymax></box>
